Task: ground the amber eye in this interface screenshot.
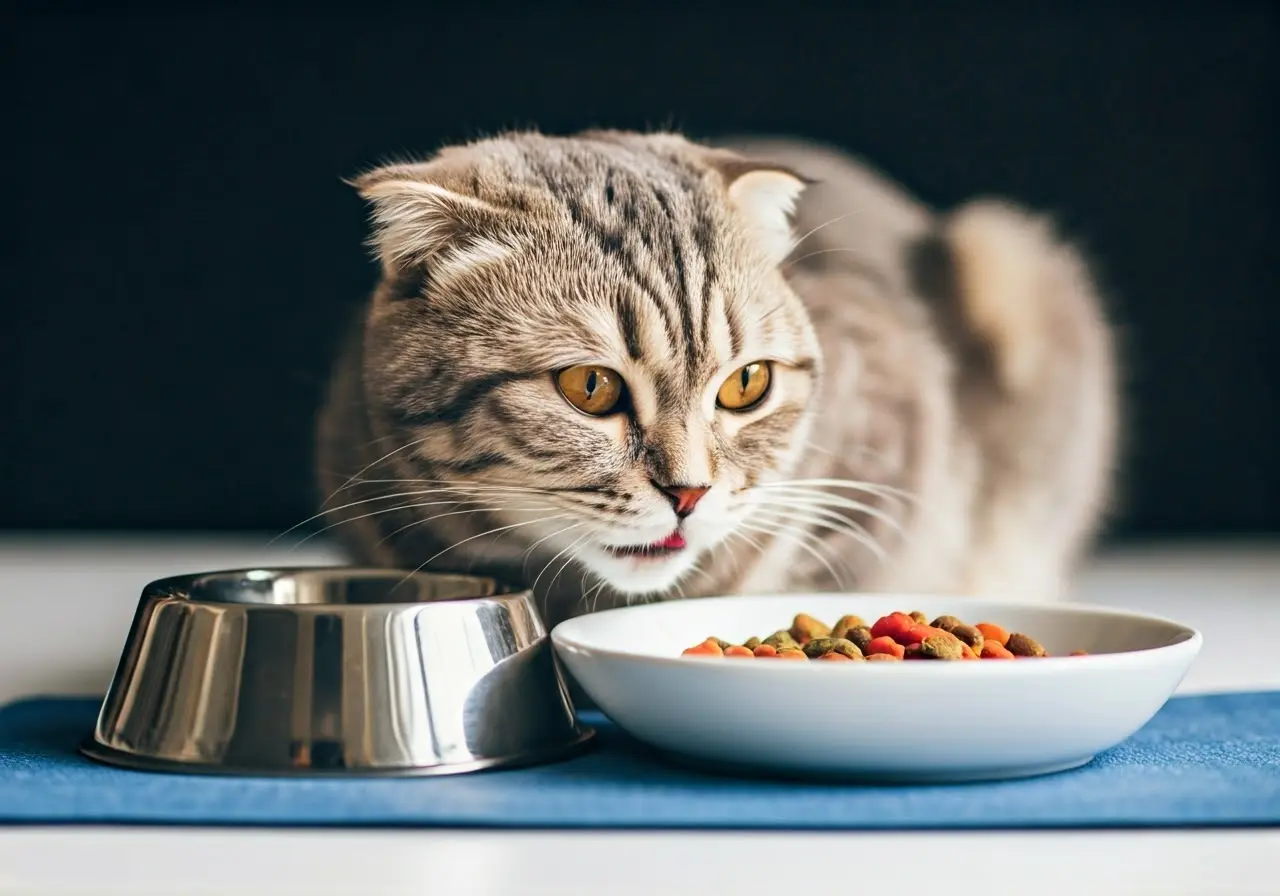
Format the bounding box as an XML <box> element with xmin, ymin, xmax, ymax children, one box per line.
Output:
<box><xmin>557</xmin><ymin>365</ymin><xmax>626</xmax><ymax>416</ymax></box>
<box><xmin>716</xmin><ymin>362</ymin><xmax>772</xmax><ymax>411</ymax></box>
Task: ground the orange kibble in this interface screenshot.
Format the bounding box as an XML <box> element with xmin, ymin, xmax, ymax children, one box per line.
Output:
<box><xmin>1069</xmin><ymin>650</ymin><xmax>1089</xmax><ymax>657</ymax></box>
<box><xmin>681</xmin><ymin>638</ymin><xmax>724</xmax><ymax>657</ymax></box>
<box><xmin>870</xmin><ymin>612</ymin><xmax>917</xmax><ymax>644</ymax></box>
<box><xmin>723</xmin><ymin>645</ymin><xmax>755</xmax><ymax>658</ymax></box>
<box><xmin>865</xmin><ymin>636</ymin><xmax>906</xmax><ymax>659</ymax></box>
<box><xmin>775</xmin><ymin>647</ymin><xmax>808</xmax><ymax>660</ymax></box>
<box><xmin>905</xmin><ymin>622</ymin><xmax>945</xmax><ymax>645</ymax></box>
<box><xmin>865</xmin><ymin>652</ymin><xmax>902</xmax><ymax>662</ymax></box>
<box><xmin>980</xmin><ymin>640</ymin><xmax>1015</xmax><ymax>660</ymax></box>
<box><xmin>752</xmin><ymin>644</ymin><xmax>779</xmax><ymax>658</ymax></box>
<box><xmin>959</xmin><ymin>642</ymin><xmax>979</xmax><ymax>660</ymax></box>
<box><xmin>817</xmin><ymin>651</ymin><xmax>853</xmax><ymax>661</ymax></box>
<box><xmin>975</xmin><ymin>623</ymin><xmax>1010</xmax><ymax>647</ymax></box>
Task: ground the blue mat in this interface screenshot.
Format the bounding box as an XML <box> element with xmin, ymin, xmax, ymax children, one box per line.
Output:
<box><xmin>0</xmin><ymin>693</ymin><xmax>1277</xmax><ymax>830</ymax></box>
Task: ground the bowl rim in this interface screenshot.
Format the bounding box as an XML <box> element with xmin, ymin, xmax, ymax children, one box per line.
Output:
<box><xmin>140</xmin><ymin>566</ymin><xmax>534</xmax><ymax>609</ymax></box>
<box><xmin>550</xmin><ymin>592</ymin><xmax>1204</xmax><ymax>673</ymax></box>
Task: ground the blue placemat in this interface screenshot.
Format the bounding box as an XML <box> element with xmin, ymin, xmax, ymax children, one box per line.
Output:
<box><xmin>1</xmin><ymin>693</ymin><xmax>1277</xmax><ymax>830</ymax></box>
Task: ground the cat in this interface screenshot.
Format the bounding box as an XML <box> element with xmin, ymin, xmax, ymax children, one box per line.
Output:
<box><xmin>315</xmin><ymin>130</ymin><xmax>1117</xmax><ymax>629</ymax></box>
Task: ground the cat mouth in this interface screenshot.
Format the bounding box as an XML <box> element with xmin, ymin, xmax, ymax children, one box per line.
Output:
<box><xmin>605</xmin><ymin>531</ymin><xmax>687</xmax><ymax>559</ymax></box>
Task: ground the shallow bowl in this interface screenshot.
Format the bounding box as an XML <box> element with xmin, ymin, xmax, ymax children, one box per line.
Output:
<box><xmin>552</xmin><ymin>593</ymin><xmax>1201</xmax><ymax>782</ymax></box>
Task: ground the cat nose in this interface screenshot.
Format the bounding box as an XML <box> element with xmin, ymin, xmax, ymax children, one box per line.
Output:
<box><xmin>656</xmin><ymin>484</ymin><xmax>710</xmax><ymax>518</ymax></box>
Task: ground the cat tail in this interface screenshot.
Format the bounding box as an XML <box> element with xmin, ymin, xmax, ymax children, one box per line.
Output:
<box><xmin>935</xmin><ymin>200</ymin><xmax>1112</xmax><ymax>398</ymax></box>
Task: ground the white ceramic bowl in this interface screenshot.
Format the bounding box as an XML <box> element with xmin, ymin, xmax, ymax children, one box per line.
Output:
<box><xmin>551</xmin><ymin>594</ymin><xmax>1202</xmax><ymax>782</ymax></box>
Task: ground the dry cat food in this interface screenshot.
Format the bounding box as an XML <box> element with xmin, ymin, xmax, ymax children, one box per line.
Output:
<box><xmin>681</xmin><ymin>611</ymin><xmax>1088</xmax><ymax>662</ymax></box>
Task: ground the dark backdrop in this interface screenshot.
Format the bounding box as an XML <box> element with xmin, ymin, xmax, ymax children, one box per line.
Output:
<box><xmin>4</xmin><ymin>2</ymin><xmax>1277</xmax><ymax>538</ymax></box>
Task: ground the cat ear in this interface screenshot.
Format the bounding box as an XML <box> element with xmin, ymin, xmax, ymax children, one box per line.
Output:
<box><xmin>346</xmin><ymin>164</ymin><xmax>508</xmax><ymax>275</ymax></box>
<box><xmin>711</xmin><ymin>157</ymin><xmax>812</xmax><ymax>265</ymax></box>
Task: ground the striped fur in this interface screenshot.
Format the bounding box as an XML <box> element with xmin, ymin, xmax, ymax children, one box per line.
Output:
<box><xmin>316</xmin><ymin>131</ymin><xmax>1117</xmax><ymax>626</ymax></box>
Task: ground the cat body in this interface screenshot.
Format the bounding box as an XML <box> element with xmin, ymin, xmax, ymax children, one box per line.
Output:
<box><xmin>316</xmin><ymin>131</ymin><xmax>1116</xmax><ymax>627</ymax></box>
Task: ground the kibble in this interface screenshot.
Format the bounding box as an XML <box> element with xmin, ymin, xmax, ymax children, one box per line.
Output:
<box><xmin>680</xmin><ymin>610</ymin><xmax>1087</xmax><ymax>663</ymax></box>
<box><xmin>831</xmin><ymin>614</ymin><xmax>867</xmax><ymax>639</ymax></box>
<box><xmin>865</xmin><ymin>636</ymin><xmax>906</xmax><ymax>660</ymax></box>
<box><xmin>918</xmin><ymin>630</ymin><xmax>966</xmax><ymax>660</ymax></box>
<box><xmin>844</xmin><ymin>625</ymin><xmax>874</xmax><ymax>652</ymax></box>
<box><xmin>801</xmin><ymin>637</ymin><xmax>864</xmax><ymax>659</ymax></box>
<box><xmin>763</xmin><ymin>630</ymin><xmax>799</xmax><ymax>650</ymax></box>
<box><xmin>949</xmin><ymin>624</ymin><xmax>985</xmax><ymax>650</ymax></box>
<box><xmin>1005</xmin><ymin>633</ymin><xmax>1047</xmax><ymax>658</ymax></box>
<box><xmin>790</xmin><ymin>613</ymin><xmax>832</xmax><ymax>644</ymax></box>
<box><xmin>975</xmin><ymin>623</ymin><xmax>1010</xmax><ymax>647</ymax></box>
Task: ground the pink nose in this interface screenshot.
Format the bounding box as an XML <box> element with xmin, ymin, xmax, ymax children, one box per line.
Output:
<box><xmin>659</xmin><ymin>485</ymin><xmax>710</xmax><ymax>518</ymax></box>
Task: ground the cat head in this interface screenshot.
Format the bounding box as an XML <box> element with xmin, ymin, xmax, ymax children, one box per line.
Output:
<box><xmin>350</xmin><ymin>131</ymin><xmax>821</xmax><ymax>596</ymax></box>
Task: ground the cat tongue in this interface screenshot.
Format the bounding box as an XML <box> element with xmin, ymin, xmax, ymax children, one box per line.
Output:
<box><xmin>653</xmin><ymin>532</ymin><xmax>687</xmax><ymax>550</ymax></box>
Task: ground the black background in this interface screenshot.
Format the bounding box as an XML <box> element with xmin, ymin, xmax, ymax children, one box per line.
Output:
<box><xmin>5</xmin><ymin>2</ymin><xmax>1277</xmax><ymax>538</ymax></box>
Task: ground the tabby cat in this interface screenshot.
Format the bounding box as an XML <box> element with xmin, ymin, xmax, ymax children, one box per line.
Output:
<box><xmin>315</xmin><ymin>130</ymin><xmax>1116</xmax><ymax>628</ymax></box>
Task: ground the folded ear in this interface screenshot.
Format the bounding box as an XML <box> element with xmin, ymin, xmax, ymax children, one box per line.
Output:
<box><xmin>709</xmin><ymin>155</ymin><xmax>811</xmax><ymax>265</ymax></box>
<box><xmin>347</xmin><ymin>163</ymin><xmax>509</xmax><ymax>274</ymax></box>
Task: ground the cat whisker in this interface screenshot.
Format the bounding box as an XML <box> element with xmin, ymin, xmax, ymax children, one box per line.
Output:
<box><xmin>714</xmin><ymin>528</ymin><xmax>745</xmax><ymax>581</ymax></box>
<box><xmin>748</xmin><ymin>489</ymin><xmax>908</xmax><ymax>538</ymax></box>
<box><xmin>521</xmin><ymin>522</ymin><xmax>586</xmax><ymax>569</ymax></box>
<box><xmin>377</xmin><ymin>501</ymin><xmax>556</xmax><ymax>548</ymax></box>
<box><xmin>287</xmin><ymin>497</ymin><xmax>494</xmax><ymax>550</ymax></box>
<box><xmin>750</xmin><ymin>505</ymin><xmax>888</xmax><ymax>562</ymax></box>
<box><xmin>321</xmin><ymin>436</ymin><xmax>433</xmax><ymax>506</ymax></box>
<box><xmin>540</xmin><ymin>531</ymin><xmax>593</xmax><ymax>597</ymax></box>
<box><xmin>398</xmin><ymin>513</ymin><xmax>574</xmax><ymax>589</ymax></box>
<box><xmin>782</xmin><ymin>245</ymin><xmax>873</xmax><ymax>272</ymax></box>
<box><xmin>340</xmin><ymin>477</ymin><xmax>561</xmax><ymax>497</ymax></box>
<box><xmin>737</xmin><ymin>520</ymin><xmax>852</xmax><ymax>591</ymax></box>
<box><xmin>271</xmin><ymin>486</ymin><xmax>556</xmax><ymax>545</ymax></box>
<box><xmin>785</xmin><ymin>209</ymin><xmax>867</xmax><ymax>256</ymax></box>
<box><xmin>753</xmin><ymin>477</ymin><xmax>918</xmax><ymax>503</ymax></box>
<box><xmin>755</xmin><ymin>477</ymin><xmax>946</xmax><ymax>537</ymax></box>
<box><xmin>794</xmin><ymin>436</ymin><xmax>836</xmax><ymax>458</ymax></box>
<box><xmin>466</xmin><ymin>505</ymin><xmax>564</xmax><ymax>572</ymax></box>
<box><xmin>532</xmin><ymin>530</ymin><xmax>592</xmax><ymax>596</ymax></box>
<box><xmin>586</xmin><ymin>578</ymin><xmax>610</xmax><ymax>614</ymax></box>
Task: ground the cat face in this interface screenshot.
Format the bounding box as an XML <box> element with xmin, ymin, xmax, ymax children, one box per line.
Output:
<box><xmin>353</xmin><ymin>132</ymin><xmax>821</xmax><ymax>595</ymax></box>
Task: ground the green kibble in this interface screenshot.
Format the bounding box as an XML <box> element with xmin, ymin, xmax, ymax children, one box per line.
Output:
<box><xmin>830</xmin><ymin>614</ymin><xmax>867</xmax><ymax>639</ymax></box>
<box><xmin>763</xmin><ymin>630</ymin><xmax>799</xmax><ymax>649</ymax></box>
<box><xmin>909</xmin><ymin>611</ymin><xmax>929</xmax><ymax>625</ymax></box>
<box><xmin>1006</xmin><ymin>633</ymin><xmax>1046</xmax><ymax>657</ymax></box>
<box><xmin>790</xmin><ymin>613</ymin><xmax>832</xmax><ymax>643</ymax></box>
<box><xmin>801</xmin><ymin>637</ymin><xmax>864</xmax><ymax>659</ymax></box>
<box><xmin>711</xmin><ymin>638</ymin><xmax>733</xmax><ymax>651</ymax></box>
<box><xmin>743</xmin><ymin>636</ymin><xmax>762</xmax><ymax>651</ymax></box>
<box><xmin>844</xmin><ymin>625</ymin><xmax>874</xmax><ymax>652</ymax></box>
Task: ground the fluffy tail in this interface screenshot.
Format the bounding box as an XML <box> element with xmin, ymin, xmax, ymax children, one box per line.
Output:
<box><xmin>939</xmin><ymin>200</ymin><xmax>1110</xmax><ymax>397</ymax></box>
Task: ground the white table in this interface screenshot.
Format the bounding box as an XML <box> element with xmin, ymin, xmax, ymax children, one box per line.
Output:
<box><xmin>0</xmin><ymin>536</ymin><xmax>1276</xmax><ymax>895</ymax></box>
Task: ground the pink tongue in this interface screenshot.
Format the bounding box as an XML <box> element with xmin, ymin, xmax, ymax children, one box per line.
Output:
<box><xmin>654</xmin><ymin>532</ymin><xmax>687</xmax><ymax>550</ymax></box>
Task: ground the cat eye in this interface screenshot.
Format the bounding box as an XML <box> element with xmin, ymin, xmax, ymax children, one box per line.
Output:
<box><xmin>557</xmin><ymin>365</ymin><xmax>626</xmax><ymax>416</ymax></box>
<box><xmin>716</xmin><ymin>362</ymin><xmax>772</xmax><ymax>411</ymax></box>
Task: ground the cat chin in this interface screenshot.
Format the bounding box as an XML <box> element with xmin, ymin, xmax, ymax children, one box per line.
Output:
<box><xmin>575</xmin><ymin>545</ymin><xmax>701</xmax><ymax>596</ymax></box>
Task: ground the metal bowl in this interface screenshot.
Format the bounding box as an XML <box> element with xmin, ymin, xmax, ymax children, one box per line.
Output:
<box><xmin>81</xmin><ymin>568</ymin><xmax>595</xmax><ymax>776</ymax></box>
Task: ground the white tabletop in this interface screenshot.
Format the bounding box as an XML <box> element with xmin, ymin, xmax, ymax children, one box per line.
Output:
<box><xmin>0</xmin><ymin>535</ymin><xmax>1276</xmax><ymax>895</ymax></box>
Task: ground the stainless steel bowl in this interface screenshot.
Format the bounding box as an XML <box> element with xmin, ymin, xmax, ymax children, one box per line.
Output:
<box><xmin>81</xmin><ymin>568</ymin><xmax>595</xmax><ymax>776</ymax></box>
